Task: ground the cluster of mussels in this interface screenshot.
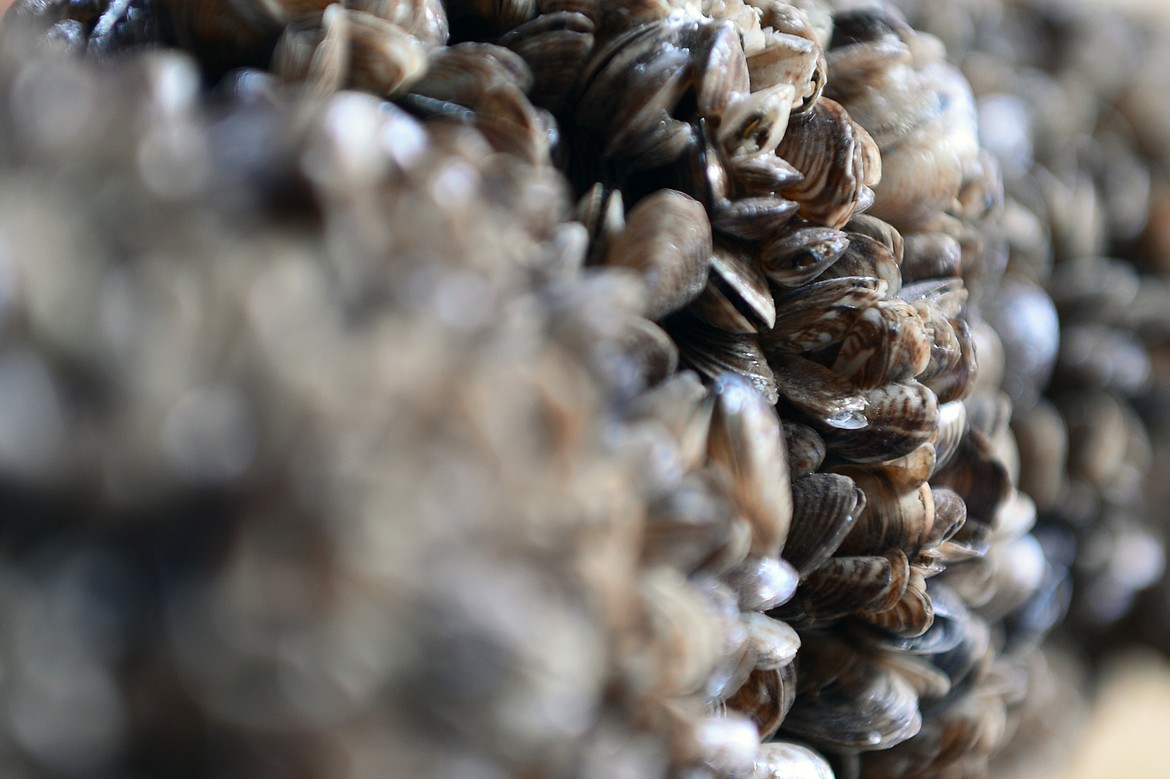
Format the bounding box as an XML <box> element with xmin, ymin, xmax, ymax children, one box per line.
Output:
<box><xmin>0</xmin><ymin>0</ymin><xmax>1165</xmax><ymax>778</ymax></box>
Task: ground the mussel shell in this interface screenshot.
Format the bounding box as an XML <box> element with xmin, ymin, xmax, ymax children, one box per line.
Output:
<box><xmin>349</xmin><ymin>0</ymin><xmax>449</xmax><ymax>44</ymax></box>
<box><xmin>933</xmin><ymin>423</ymin><xmax>1013</xmax><ymax>528</ymax></box>
<box><xmin>857</xmin><ymin>566</ymin><xmax>934</xmax><ymax>637</ymax></box>
<box><xmin>709</xmin><ymin>373</ymin><xmax>793</xmax><ymax>556</ymax></box>
<box><xmin>772</xmin><ymin>353</ymin><xmax>868</xmax><ymax>431</ymax></box>
<box><xmin>1010</xmin><ymin>398</ymin><xmax>1067</xmax><ymax>512</ymax></box>
<box><xmin>776</xmin><ymin>98</ymin><xmax>870</xmax><ymax>228</ymax></box>
<box><xmin>725</xmin><ymin>665</ymin><xmax>796</xmax><ymax>741</ymax></box>
<box><xmin>900</xmin><ymin>230</ymin><xmax>962</xmax><ymax>282</ymax></box>
<box><xmin>670</xmin><ymin>315</ymin><xmax>779</xmax><ymax>404</ymax></box>
<box><xmin>346</xmin><ymin>10</ymin><xmax>430</xmax><ymax>95</ymax></box>
<box><xmin>713</xmin><ymin>196</ymin><xmax>800</xmax><ymax>242</ymax></box>
<box><xmin>816</xmin><ymin>232</ymin><xmax>901</xmax><ymax>293</ymax></box>
<box><xmin>632</xmin><ymin>568</ymin><xmax>727</xmax><ymax>697</ymax></box>
<box><xmin>643</xmin><ymin>470</ymin><xmax>745</xmax><ymax>574</ymax></box>
<box><xmin>764</xmin><ymin>276</ymin><xmax>887</xmax><ymax>355</ymax></box>
<box><xmin>790</xmin><ymin>549</ymin><xmax>911</xmax><ymax>623</ymax></box>
<box><xmin>169</xmin><ymin>0</ymin><xmax>333</xmax><ymax>73</ymax></box>
<box><xmin>785</xmin><ymin>633</ymin><xmax>922</xmax><ymax>751</ymax></box>
<box><xmin>718</xmin><ymin>83</ymin><xmax>797</xmax><ymax>160</ymax></box>
<box><xmin>819</xmin><ymin>381</ymin><xmax>939</xmax><ymax>463</ymax></box>
<box><xmin>784</xmin><ymin>421</ymin><xmax>826</xmax><ymax>476</ymax></box>
<box><xmin>626</xmin><ymin>370</ymin><xmax>712</xmax><ymax>470</ymax></box>
<box><xmin>696</xmin><ymin>242</ymin><xmax>776</xmax><ymax>332</ymax></box>
<box><xmin>759</xmin><ymin>226</ymin><xmax>850</xmax><ymax>287</ymax></box>
<box><xmin>833</xmin><ymin>464</ymin><xmax>935</xmax><ymax>558</ymax></box>
<box><xmin>785</xmin><ymin>472</ymin><xmax>865</xmax><ymax>575</ymax></box>
<box><xmin>603</xmin><ymin>189</ymin><xmax>711</xmax><ymax>321</ymax></box>
<box><xmin>729</xmin><ymin>153</ymin><xmax>804</xmax><ymax>197</ymax></box>
<box><xmin>845</xmin><ymin>213</ymin><xmax>904</xmax><ymax>265</ymax></box>
<box><xmin>830</xmin><ymin>298</ymin><xmax>931</xmax><ymax>389</ymax></box>
<box><xmin>744</xmin><ymin>612</ymin><xmax>800</xmax><ymax>670</ymax></box>
<box><xmin>271</xmin><ymin>5</ymin><xmax>348</xmax><ymax>95</ymax></box>
<box><xmin>746</xmin><ymin>30</ymin><xmax>820</xmax><ymax>96</ymax></box>
<box><xmin>615</xmin><ymin>315</ymin><xmax>679</xmax><ymax>388</ymax></box>
<box><xmin>752</xmin><ymin>741</ymin><xmax>835</xmax><ymax>779</ymax></box>
<box><xmin>499</xmin><ymin>11</ymin><xmax>594</xmax><ymax>113</ymax></box>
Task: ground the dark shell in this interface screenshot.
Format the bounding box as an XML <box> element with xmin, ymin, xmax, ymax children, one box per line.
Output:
<box><xmin>818</xmin><ymin>381</ymin><xmax>939</xmax><ymax>463</ymax></box>
<box><xmin>784</xmin><ymin>632</ymin><xmax>922</xmax><ymax>751</ymax></box>
<box><xmin>671</xmin><ymin>315</ymin><xmax>779</xmax><ymax>404</ymax></box>
<box><xmin>785</xmin><ymin>472</ymin><xmax>865</xmax><ymax>576</ymax></box>
<box><xmin>764</xmin><ymin>276</ymin><xmax>887</xmax><ymax>355</ymax></box>
<box><xmin>759</xmin><ymin>226</ymin><xmax>850</xmax><ymax>288</ymax></box>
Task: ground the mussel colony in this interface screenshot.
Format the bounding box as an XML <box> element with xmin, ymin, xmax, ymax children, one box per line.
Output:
<box><xmin>0</xmin><ymin>0</ymin><xmax>1167</xmax><ymax>777</ymax></box>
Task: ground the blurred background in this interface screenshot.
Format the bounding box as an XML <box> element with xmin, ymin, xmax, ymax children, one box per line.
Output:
<box><xmin>1037</xmin><ymin>1</ymin><xmax>1170</xmax><ymax>778</ymax></box>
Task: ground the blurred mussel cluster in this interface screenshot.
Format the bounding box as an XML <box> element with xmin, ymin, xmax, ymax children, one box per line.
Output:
<box><xmin>0</xmin><ymin>0</ymin><xmax>1166</xmax><ymax>778</ymax></box>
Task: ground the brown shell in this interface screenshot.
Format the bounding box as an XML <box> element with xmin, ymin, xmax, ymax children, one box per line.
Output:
<box><xmin>708</xmin><ymin>373</ymin><xmax>793</xmax><ymax>556</ymax></box>
<box><xmin>784</xmin><ymin>421</ymin><xmax>826</xmax><ymax>476</ymax></box>
<box><xmin>602</xmin><ymin>189</ymin><xmax>711</xmax><ymax>321</ymax></box>
<box><xmin>169</xmin><ymin>0</ymin><xmax>334</xmax><ymax>71</ymax></box>
<box><xmin>793</xmin><ymin>549</ymin><xmax>911</xmax><ymax>623</ymax></box>
<box><xmin>912</xmin><ymin>300</ymin><xmax>961</xmax><ymax>382</ymax></box>
<box><xmin>931</xmin><ymin>399</ymin><xmax>968</xmax><ymax>476</ymax></box>
<box><xmin>857</xmin><ymin>566</ymin><xmax>934</xmax><ymax>637</ymax></box>
<box><xmin>575</xmin><ymin>22</ymin><xmax>693</xmax><ymax>166</ymax></box>
<box><xmin>724</xmin><ymin>664</ymin><xmax>795</xmax><ymax>741</ymax></box>
<box><xmin>759</xmin><ymin>225</ymin><xmax>850</xmax><ymax>287</ymax></box>
<box><xmin>772</xmin><ymin>353</ymin><xmax>868</xmax><ymax>431</ymax></box>
<box><xmin>718</xmin><ymin>83</ymin><xmax>798</xmax><ymax>161</ymax></box>
<box><xmin>785</xmin><ymin>472</ymin><xmax>865</xmax><ymax>576</ymax></box>
<box><xmin>272</xmin><ymin>7</ymin><xmax>429</xmax><ymax>96</ymax></box>
<box><xmin>728</xmin><ymin>153</ymin><xmax>804</xmax><ymax>198</ymax></box>
<box><xmin>776</xmin><ymin>97</ymin><xmax>872</xmax><ymax>228</ymax></box>
<box><xmin>819</xmin><ymin>381</ymin><xmax>939</xmax><ymax>463</ymax></box>
<box><xmin>632</xmin><ymin>569</ymin><xmax>727</xmax><ymax>698</ymax></box>
<box><xmin>817</xmin><ymin>232</ymin><xmax>902</xmax><ymax>293</ymax></box>
<box><xmin>691</xmin><ymin>242</ymin><xmax>776</xmax><ymax>334</ymax></box>
<box><xmin>498</xmin><ymin>12</ymin><xmax>594</xmax><ymax>113</ymax></box>
<box><xmin>744</xmin><ymin>612</ymin><xmax>800</xmax><ymax>670</ymax></box>
<box><xmin>846</xmin><ymin>213</ymin><xmax>904</xmax><ymax>265</ymax></box>
<box><xmin>785</xmin><ymin>632</ymin><xmax>923</xmax><ymax>752</ymax></box>
<box><xmin>834</xmin><ymin>464</ymin><xmax>936</xmax><ymax>558</ymax></box>
<box><xmin>643</xmin><ymin>470</ymin><xmax>746</xmax><ymax>574</ymax></box>
<box><xmin>753</xmin><ymin>742</ymin><xmax>835</xmax><ymax>779</ymax></box>
<box><xmin>931</xmin><ymin>428</ymin><xmax>1012</xmax><ymax>528</ymax></box>
<box><xmin>831</xmin><ymin>298</ymin><xmax>931</xmax><ymax>389</ymax></box>
<box><xmin>1010</xmin><ymin>399</ymin><xmax>1067</xmax><ymax>513</ymax></box>
<box><xmin>921</xmin><ymin>316</ymin><xmax>978</xmax><ymax>404</ymax></box>
<box><xmin>746</xmin><ymin>30</ymin><xmax>821</xmax><ymax>97</ymax></box>
<box><xmin>901</xmin><ymin>231</ymin><xmax>962</xmax><ymax>282</ymax></box>
<box><xmin>723</xmin><ymin>554</ymin><xmax>799</xmax><ymax>611</ymax></box>
<box><xmin>626</xmin><ymin>371</ymin><xmax>713</xmax><ymax>470</ymax></box>
<box><xmin>671</xmin><ymin>316</ymin><xmax>779</xmax><ymax>404</ymax></box>
<box><xmin>615</xmin><ymin>315</ymin><xmax>679</xmax><ymax>388</ymax></box>
<box><xmin>764</xmin><ymin>276</ymin><xmax>887</xmax><ymax>355</ymax></box>
<box><xmin>695</xmin><ymin>21</ymin><xmax>751</xmax><ymax>118</ymax></box>
<box><xmin>272</xmin><ymin>6</ymin><xmax>348</xmax><ymax>95</ymax></box>
<box><xmin>713</xmin><ymin>196</ymin><xmax>800</xmax><ymax>242</ymax></box>
<box><xmin>346</xmin><ymin>9</ymin><xmax>430</xmax><ymax>95</ymax></box>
